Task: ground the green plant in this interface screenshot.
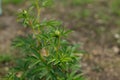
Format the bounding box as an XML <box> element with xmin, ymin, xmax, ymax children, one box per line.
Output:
<box><xmin>0</xmin><ymin>54</ymin><xmax>12</xmax><ymax>63</ymax></box>
<box><xmin>8</xmin><ymin>0</ymin><xmax>84</xmax><ymax>80</ymax></box>
<box><xmin>71</xmin><ymin>0</ymin><xmax>94</xmax><ymax>6</ymax></box>
<box><xmin>70</xmin><ymin>9</ymin><xmax>91</xmax><ymax>19</ymax></box>
<box><xmin>110</xmin><ymin>0</ymin><xmax>120</xmax><ymax>16</ymax></box>
<box><xmin>3</xmin><ymin>0</ymin><xmax>24</xmax><ymax>4</ymax></box>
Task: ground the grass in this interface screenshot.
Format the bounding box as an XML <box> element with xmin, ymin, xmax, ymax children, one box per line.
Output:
<box><xmin>0</xmin><ymin>54</ymin><xmax>14</xmax><ymax>80</ymax></box>
<box><xmin>0</xmin><ymin>54</ymin><xmax>12</xmax><ymax>63</ymax></box>
<box><xmin>71</xmin><ymin>0</ymin><xmax>94</xmax><ymax>6</ymax></box>
<box><xmin>3</xmin><ymin>0</ymin><xmax>24</xmax><ymax>4</ymax></box>
<box><xmin>110</xmin><ymin>0</ymin><xmax>120</xmax><ymax>16</ymax></box>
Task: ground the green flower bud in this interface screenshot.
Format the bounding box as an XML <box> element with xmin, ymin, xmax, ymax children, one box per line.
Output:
<box><xmin>55</xmin><ymin>30</ymin><xmax>60</xmax><ymax>35</ymax></box>
<box><xmin>23</xmin><ymin>10</ymin><xmax>27</xmax><ymax>14</ymax></box>
<box><xmin>22</xmin><ymin>10</ymin><xmax>27</xmax><ymax>17</ymax></box>
<box><xmin>54</xmin><ymin>30</ymin><xmax>60</xmax><ymax>38</ymax></box>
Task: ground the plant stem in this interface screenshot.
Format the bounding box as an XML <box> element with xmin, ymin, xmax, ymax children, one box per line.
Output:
<box><xmin>36</xmin><ymin>0</ymin><xmax>41</xmax><ymax>23</ymax></box>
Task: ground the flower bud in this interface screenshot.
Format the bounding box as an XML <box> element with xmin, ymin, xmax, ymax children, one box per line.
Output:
<box><xmin>54</xmin><ymin>30</ymin><xmax>60</xmax><ymax>37</ymax></box>
<box><xmin>23</xmin><ymin>10</ymin><xmax>27</xmax><ymax>14</ymax></box>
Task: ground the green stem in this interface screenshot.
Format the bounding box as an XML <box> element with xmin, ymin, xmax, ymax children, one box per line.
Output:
<box><xmin>36</xmin><ymin>0</ymin><xmax>41</xmax><ymax>23</ymax></box>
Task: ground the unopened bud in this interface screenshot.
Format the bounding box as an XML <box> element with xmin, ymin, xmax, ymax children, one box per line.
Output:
<box><xmin>54</xmin><ymin>30</ymin><xmax>60</xmax><ymax>37</ymax></box>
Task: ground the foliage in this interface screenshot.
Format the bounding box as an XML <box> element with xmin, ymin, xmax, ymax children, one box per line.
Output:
<box><xmin>7</xmin><ymin>0</ymin><xmax>84</xmax><ymax>80</ymax></box>
<box><xmin>71</xmin><ymin>0</ymin><xmax>94</xmax><ymax>6</ymax></box>
<box><xmin>110</xmin><ymin>0</ymin><xmax>120</xmax><ymax>16</ymax></box>
<box><xmin>0</xmin><ymin>54</ymin><xmax>12</xmax><ymax>63</ymax></box>
<box><xmin>3</xmin><ymin>0</ymin><xmax>24</xmax><ymax>4</ymax></box>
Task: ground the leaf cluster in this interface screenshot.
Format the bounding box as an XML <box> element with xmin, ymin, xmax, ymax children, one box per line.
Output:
<box><xmin>8</xmin><ymin>0</ymin><xmax>84</xmax><ymax>80</ymax></box>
